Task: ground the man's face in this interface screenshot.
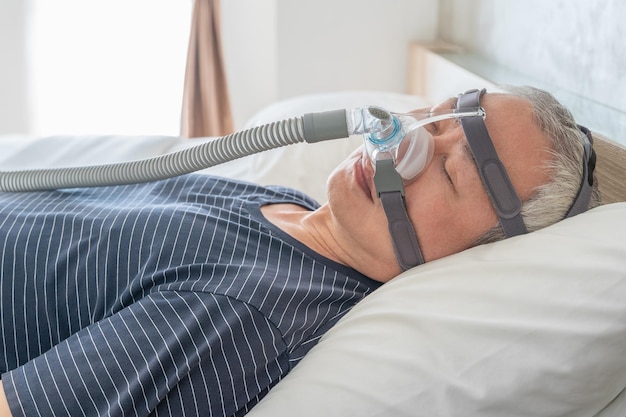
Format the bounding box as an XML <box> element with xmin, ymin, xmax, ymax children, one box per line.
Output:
<box><xmin>326</xmin><ymin>92</ymin><xmax>553</xmax><ymax>280</ymax></box>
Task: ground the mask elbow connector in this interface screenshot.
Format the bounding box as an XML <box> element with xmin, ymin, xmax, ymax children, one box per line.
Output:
<box><xmin>346</xmin><ymin>106</ymin><xmax>394</xmax><ymax>136</ymax></box>
<box><xmin>302</xmin><ymin>109</ymin><xmax>350</xmax><ymax>143</ymax></box>
<box><xmin>302</xmin><ymin>105</ymin><xmax>396</xmax><ymax>143</ymax></box>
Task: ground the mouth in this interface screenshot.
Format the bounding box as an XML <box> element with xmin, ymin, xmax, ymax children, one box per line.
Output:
<box><xmin>355</xmin><ymin>154</ymin><xmax>374</xmax><ymax>202</ymax></box>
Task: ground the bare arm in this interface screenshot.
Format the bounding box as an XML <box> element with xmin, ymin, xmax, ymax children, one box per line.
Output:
<box><xmin>0</xmin><ymin>382</ymin><xmax>13</xmax><ymax>417</ymax></box>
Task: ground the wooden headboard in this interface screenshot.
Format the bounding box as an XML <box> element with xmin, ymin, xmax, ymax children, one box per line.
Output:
<box><xmin>407</xmin><ymin>41</ymin><xmax>626</xmax><ymax>204</ymax></box>
<box><xmin>594</xmin><ymin>133</ymin><xmax>626</xmax><ymax>203</ymax></box>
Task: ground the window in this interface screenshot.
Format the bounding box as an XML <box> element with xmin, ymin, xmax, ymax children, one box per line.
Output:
<box><xmin>28</xmin><ymin>0</ymin><xmax>192</xmax><ymax>135</ymax></box>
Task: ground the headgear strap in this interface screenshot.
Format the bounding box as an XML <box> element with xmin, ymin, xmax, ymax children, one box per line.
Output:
<box><xmin>565</xmin><ymin>125</ymin><xmax>596</xmax><ymax>218</ymax></box>
<box><xmin>457</xmin><ymin>89</ymin><xmax>528</xmax><ymax>237</ymax></box>
<box><xmin>373</xmin><ymin>158</ymin><xmax>425</xmax><ymax>270</ymax></box>
<box><xmin>457</xmin><ymin>89</ymin><xmax>596</xmax><ymax>235</ymax></box>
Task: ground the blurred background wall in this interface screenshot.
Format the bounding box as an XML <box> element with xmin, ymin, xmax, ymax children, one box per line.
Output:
<box><xmin>439</xmin><ymin>0</ymin><xmax>624</xmax><ymax>114</ymax></box>
<box><xmin>221</xmin><ymin>0</ymin><xmax>439</xmax><ymax>128</ymax></box>
<box><xmin>438</xmin><ymin>0</ymin><xmax>625</xmax><ymax>141</ymax></box>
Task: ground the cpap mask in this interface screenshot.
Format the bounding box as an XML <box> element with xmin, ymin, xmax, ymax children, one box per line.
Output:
<box><xmin>349</xmin><ymin>106</ymin><xmax>484</xmax><ymax>181</ymax></box>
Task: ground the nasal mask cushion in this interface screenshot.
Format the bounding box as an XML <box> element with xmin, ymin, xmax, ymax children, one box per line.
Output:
<box><xmin>363</xmin><ymin>116</ymin><xmax>434</xmax><ymax>181</ymax></box>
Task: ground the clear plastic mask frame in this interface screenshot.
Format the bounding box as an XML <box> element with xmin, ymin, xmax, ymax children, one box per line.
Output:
<box><xmin>363</xmin><ymin>106</ymin><xmax>486</xmax><ymax>181</ymax></box>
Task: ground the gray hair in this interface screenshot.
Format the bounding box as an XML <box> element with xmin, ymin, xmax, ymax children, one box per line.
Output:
<box><xmin>472</xmin><ymin>85</ymin><xmax>601</xmax><ymax>246</ymax></box>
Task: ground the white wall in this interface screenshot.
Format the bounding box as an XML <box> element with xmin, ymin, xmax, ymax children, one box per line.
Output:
<box><xmin>0</xmin><ymin>0</ymin><xmax>30</xmax><ymax>133</ymax></box>
<box><xmin>220</xmin><ymin>0</ymin><xmax>278</xmax><ymax>130</ymax></box>
<box><xmin>276</xmin><ymin>0</ymin><xmax>438</xmax><ymax>97</ymax></box>
<box><xmin>222</xmin><ymin>0</ymin><xmax>439</xmax><ymax>129</ymax></box>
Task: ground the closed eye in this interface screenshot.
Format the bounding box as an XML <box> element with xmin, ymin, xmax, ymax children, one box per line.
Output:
<box><xmin>441</xmin><ymin>156</ymin><xmax>454</xmax><ymax>187</ymax></box>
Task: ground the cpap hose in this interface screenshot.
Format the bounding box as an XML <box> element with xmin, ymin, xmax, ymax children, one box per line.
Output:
<box><xmin>0</xmin><ymin>108</ymin><xmax>391</xmax><ymax>192</ymax></box>
<box><xmin>0</xmin><ymin>118</ymin><xmax>308</xmax><ymax>192</ymax></box>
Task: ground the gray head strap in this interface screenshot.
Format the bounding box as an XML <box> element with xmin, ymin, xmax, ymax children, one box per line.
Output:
<box><xmin>374</xmin><ymin>158</ymin><xmax>425</xmax><ymax>270</ymax></box>
<box><xmin>457</xmin><ymin>89</ymin><xmax>528</xmax><ymax>237</ymax></box>
<box><xmin>565</xmin><ymin>125</ymin><xmax>595</xmax><ymax>218</ymax></box>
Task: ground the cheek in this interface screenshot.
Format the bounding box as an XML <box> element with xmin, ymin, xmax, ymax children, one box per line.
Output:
<box><xmin>404</xmin><ymin>183</ymin><xmax>497</xmax><ymax>262</ymax></box>
<box><xmin>413</xmin><ymin>210</ymin><xmax>495</xmax><ymax>262</ymax></box>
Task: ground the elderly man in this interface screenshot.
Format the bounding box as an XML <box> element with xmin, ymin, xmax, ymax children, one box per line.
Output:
<box><xmin>0</xmin><ymin>87</ymin><xmax>598</xmax><ymax>417</ymax></box>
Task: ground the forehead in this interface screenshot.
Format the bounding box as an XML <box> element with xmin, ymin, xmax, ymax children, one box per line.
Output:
<box><xmin>478</xmin><ymin>92</ymin><xmax>553</xmax><ymax>200</ymax></box>
<box><xmin>481</xmin><ymin>93</ymin><xmax>534</xmax><ymax>127</ymax></box>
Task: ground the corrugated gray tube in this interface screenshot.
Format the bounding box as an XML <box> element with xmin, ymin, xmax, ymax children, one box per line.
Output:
<box><xmin>0</xmin><ymin>109</ymin><xmax>353</xmax><ymax>192</ymax></box>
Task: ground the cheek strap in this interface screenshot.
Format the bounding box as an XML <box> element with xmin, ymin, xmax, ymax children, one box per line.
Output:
<box><xmin>374</xmin><ymin>158</ymin><xmax>425</xmax><ymax>270</ymax></box>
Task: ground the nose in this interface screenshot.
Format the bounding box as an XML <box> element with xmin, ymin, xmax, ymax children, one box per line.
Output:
<box><xmin>433</xmin><ymin>130</ymin><xmax>463</xmax><ymax>155</ymax></box>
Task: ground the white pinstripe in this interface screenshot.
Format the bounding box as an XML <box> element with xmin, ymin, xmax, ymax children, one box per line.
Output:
<box><xmin>0</xmin><ymin>174</ymin><xmax>380</xmax><ymax>416</ymax></box>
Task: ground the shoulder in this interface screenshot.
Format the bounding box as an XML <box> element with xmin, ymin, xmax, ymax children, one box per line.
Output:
<box><xmin>150</xmin><ymin>289</ymin><xmax>289</xmax><ymax>354</ymax></box>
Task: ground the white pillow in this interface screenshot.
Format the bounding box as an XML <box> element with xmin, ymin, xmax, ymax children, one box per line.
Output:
<box><xmin>248</xmin><ymin>202</ymin><xmax>626</xmax><ymax>417</ymax></box>
<box><xmin>187</xmin><ymin>91</ymin><xmax>430</xmax><ymax>203</ymax></box>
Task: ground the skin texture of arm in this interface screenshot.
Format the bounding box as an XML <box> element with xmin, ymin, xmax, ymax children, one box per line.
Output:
<box><xmin>0</xmin><ymin>382</ymin><xmax>13</xmax><ymax>417</ymax></box>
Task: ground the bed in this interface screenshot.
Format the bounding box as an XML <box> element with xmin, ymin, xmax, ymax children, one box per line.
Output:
<box><xmin>1</xmin><ymin>45</ymin><xmax>625</xmax><ymax>417</ymax></box>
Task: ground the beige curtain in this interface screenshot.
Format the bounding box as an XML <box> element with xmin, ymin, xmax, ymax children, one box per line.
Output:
<box><xmin>180</xmin><ymin>0</ymin><xmax>233</xmax><ymax>138</ymax></box>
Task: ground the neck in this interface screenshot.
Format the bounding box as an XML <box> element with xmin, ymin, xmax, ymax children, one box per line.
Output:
<box><xmin>260</xmin><ymin>203</ymin><xmax>397</xmax><ymax>282</ymax></box>
<box><xmin>261</xmin><ymin>203</ymin><xmax>347</xmax><ymax>263</ymax></box>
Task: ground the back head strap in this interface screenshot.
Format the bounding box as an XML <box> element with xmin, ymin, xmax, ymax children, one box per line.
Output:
<box><xmin>457</xmin><ymin>89</ymin><xmax>528</xmax><ymax>237</ymax></box>
<box><xmin>565</xmin><ymin>125</ymin><xmax>596</xmax><ymax>218</ymax></box>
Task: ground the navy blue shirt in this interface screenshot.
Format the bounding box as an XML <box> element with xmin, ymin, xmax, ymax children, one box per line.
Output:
<box><xmin>0</xmin><ymin>174</ymin><xmax>380</xmax><ymax>417</ymax></box>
